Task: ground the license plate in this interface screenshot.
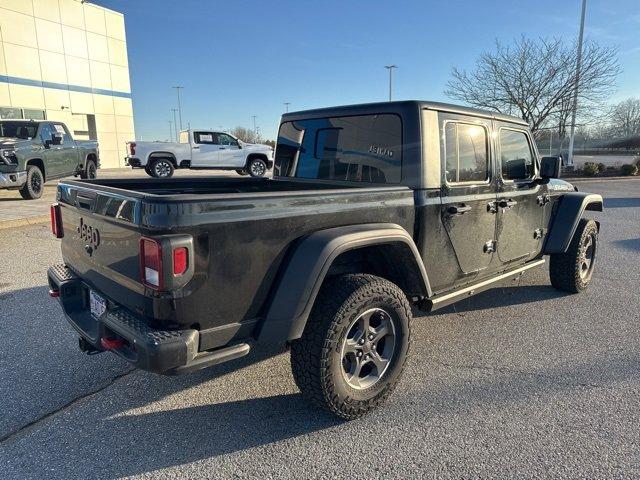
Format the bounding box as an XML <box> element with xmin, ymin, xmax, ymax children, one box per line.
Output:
<box><xmin>89</xmin><ymin>290</ymin><xmax>106</xmax><ymax>319</ymax></box>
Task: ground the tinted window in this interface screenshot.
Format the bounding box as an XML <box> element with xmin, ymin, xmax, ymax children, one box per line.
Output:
<box><xmin>0</xmin><ymin>121</ymin><xmax>37</xmax><ymax>138</ymax></box>
<box><xmin>194</xmin><ymin>132</ymin><xmax>216</xmax><ymax>144</ymax></box>
<box><xmin>39</xmin><ymin>123</ymin><xmax>53</xmax><ymax>142</ymax></box>
<box><xmin>444</xmin><ymin>122</ymin><xmax>488</xmax><ymax>183</ymax></box>
<box><xmin>275</xmin><ymin>114</ymin><xmax>402</xmax><ymax>183</ymax></box>
<box><xmin>500</xmin><ymin>129</ymin><xmax>534</xmax><ymax>180</ymax></box>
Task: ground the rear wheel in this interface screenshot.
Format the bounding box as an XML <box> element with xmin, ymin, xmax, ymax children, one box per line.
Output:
<box><xmin>550</xmin><ymin>218</ymin><xmax>598</xmax><ymax>293</ymax></box>
<box><xmin>290</xmin><ymin>274</ymin><xmax>411</xmax><ymax>420</ymax></box>
<box><xmin>149</xmin><ymin>158</ymin><xmax>175</xmax><ymax>178</ymax></box>
<box><xmin>247</xmin><ymin>157</ymin><xmax>268</xmax><ymax>177</ymax></box>
<box><xmin>19</xmin><ymin>165</ymin><xmax>44</xmax><ymax>200</ymax></box>
<box><xmin>80</xmin><ymin>159</ymin><xmax>97</xmax><ymax>179</ymax></box>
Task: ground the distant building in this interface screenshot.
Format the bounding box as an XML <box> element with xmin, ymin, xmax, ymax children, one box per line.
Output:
<box><xmin>0</xmin><ymin>0</ymin><xmax>134</xmax><ymax>168</ymax></box>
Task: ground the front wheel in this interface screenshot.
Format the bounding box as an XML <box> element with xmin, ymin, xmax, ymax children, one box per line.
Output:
<box><xmin>290</xmin><ymin>274</ymin><xmax>411</xmax><ymax>420</ymax></box>
<box><xmin>149</xmin><ymin>158</ymin><xmax>175</xmax><ymax>178</ymax></box>
<box><xmin>19</xmin><ymin>165</ymin><xmax>44</xmax><ymax>200</ymax></box>
<box><xmin>247</xmin><ymin>157</ymin><xmax>268</xmax><ymax>178</ymax></box>
<box><xmin>80</xmin><ymin>159</ymin><xmax>97</xmax><ymax>179</ymax></box>
<box><xmin>550</xmin><ymin>218</ymin><xmax>598</xmax><ymax>293</ymax></box>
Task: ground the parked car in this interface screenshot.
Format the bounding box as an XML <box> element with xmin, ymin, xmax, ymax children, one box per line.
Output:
<box><xmin>125</xmin><ymin>129</ymin><xmax>273</xmax><ymax>178</ymax></box>
<box><xmin>48</xmin><ymin>101</ymin><xmax>602</xmax><ymax>419</ymax></box>
<box><xmin>0</xmin><ymin>120</ymin><xmax>99</xmax><ymax>199</ymax></box>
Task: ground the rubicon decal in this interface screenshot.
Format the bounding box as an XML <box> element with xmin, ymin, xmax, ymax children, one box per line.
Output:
<box><xmin>77</xmin><ymin>217</ymin><xmax>100</xmax><ymax>250</ymax></box>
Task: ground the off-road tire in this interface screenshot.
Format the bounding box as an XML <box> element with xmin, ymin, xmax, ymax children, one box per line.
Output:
<box><xmin>149</xmin><ymin>158</ymin><xmax>175</xmax><ymax>178</ymax></box>
<box><xmin>19</xmin><ymin>165</ymin><xmax>44</xmax><ymax>200</ymax></box>
<box><xmin>247</xmin><ymin>157</ymin><xmax>268</xmax><ymax>178</ymax></box>
<box><xmin>290</xmin><ymin>274</ymin><xmax>411</xmax><ymax>420</ymax></box>
<box><xmin>80</xmin><ymin>159</ymin><xmax>97</xmax><ymax>179</ymax></box>
<box><xmin>550</xmin><ymin>218</ymin><xmax>598</xmax><ymax>293</ymax></box>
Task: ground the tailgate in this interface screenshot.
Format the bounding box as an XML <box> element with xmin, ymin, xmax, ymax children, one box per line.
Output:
<box><xmin>57</xmin><ymin>182</ymin><xmax>145</xmax><ymax>300</ymax></box>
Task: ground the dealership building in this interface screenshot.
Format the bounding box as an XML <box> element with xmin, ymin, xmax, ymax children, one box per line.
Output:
<box><xmin>0</xmin><ymin>0</ymin><xmax>134</xmax><ymax>168</ymax></box>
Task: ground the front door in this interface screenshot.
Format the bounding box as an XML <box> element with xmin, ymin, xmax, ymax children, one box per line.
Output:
<box><xmin>494</xmin><ymin>124</ymin><xmax>545</xmax><ymax>264</ymax></box>
<box><xmin>439</xmin><ymin>115</ymin><xmax>497</xmax><ymax>283</ymax></box>
<box><xmin>216</xmin><ymin>133</ymin><xmax>245</xmax><ymax>167</ymax></box>
<box><xmin>190</xmin><ymin>131</ymin><xmax>221</xmax><ymax>167</ymax></box>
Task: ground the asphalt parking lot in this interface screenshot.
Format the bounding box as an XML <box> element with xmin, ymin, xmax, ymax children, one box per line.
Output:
<box><xmin>0</xmin><ymin>178</ymin><xmax>638</xmax><ymax>479</ymax></box>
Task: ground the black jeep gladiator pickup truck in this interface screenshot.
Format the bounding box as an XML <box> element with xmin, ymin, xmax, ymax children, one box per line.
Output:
<box><xmin>48</xmin><ymin>101</ymin><xmax>602</xmax><ymax>419</ymax></box>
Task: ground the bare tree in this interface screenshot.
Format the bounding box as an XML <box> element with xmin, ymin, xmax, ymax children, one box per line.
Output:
<box><xmin>609</xmin><ymin>98</ymin><xmax>640</xmax><ymax>137</ymax></box>
<box><xmin>445</xmin><ymin>37</ymin><xmax>620</xmax><ymax>134</ymax></box>
<box><xmin>230</xmin><ymin>126</ymin><xmax>263</xmax><ymax>144</ymax></box>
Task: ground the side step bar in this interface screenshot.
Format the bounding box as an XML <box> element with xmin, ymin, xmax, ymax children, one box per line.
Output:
<box><xmin>422</xmin><ymin>259</ymin><xmax>546</xmax><ymax>312</ymax></box>
<box><xmin>165</xmin><ymin>342</ymin><xmax>251</xmax><ymax>375</ymax></box>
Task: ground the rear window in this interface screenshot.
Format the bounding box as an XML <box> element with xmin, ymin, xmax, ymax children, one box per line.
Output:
<box><xmin>274</xmin><ymin>114</ymin><xmax>402</xmax><ymax>183</ymax></box>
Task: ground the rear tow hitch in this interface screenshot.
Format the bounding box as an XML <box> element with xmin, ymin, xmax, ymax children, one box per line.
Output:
<box><xmin>79</xmin><ymin>337</ymin><xmax>102</xmax><ymax>355</ymax></box>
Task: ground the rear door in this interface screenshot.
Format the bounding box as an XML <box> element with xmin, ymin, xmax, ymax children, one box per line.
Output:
<box><xmin>190</xmin><ymin>131</ymin><xmax>221</xmax><ymax>166</ymax></box>
<box><xmin>438</xmin><ymin>113</ymin><xmax>497</xmax><ymax>282</ymax></box>
<box><xmin>51</xmin><ymin>123</ymin><xmax>78</xmax><ymax>177</ymax></box>
<box><xmin>494</xmin><ymin>124</ymin><xmax>545</xmax><ymax>263</ymax></box>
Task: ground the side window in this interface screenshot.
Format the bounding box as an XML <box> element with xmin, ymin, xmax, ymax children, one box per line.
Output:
<box><xmin>500</xmin><ymin>129</ymin><xmax>534</xmax><ymax>180</ymax></box>
<box><xmin>217</xmin><ymin>133</ymin><xmax>238</xmax><ymax>146</ymax></box>
<box><xmin>194</xmin><ymin>132</ymin><xmax>216</xmax><ymax>144</ymax></box>
<box><xmin>52</xmin><ymin>123</ymin><xmax>72</xmax><ymax>144</ymax></box>
<box><xmin>39</xmin><ymin>123</ymin><xmax>53</xmax><ymax>143</ymax></box>
<box><xmin>444</xmin><ymin>122</ymin><xmax>489</xmax><ymax>183</ymax></box>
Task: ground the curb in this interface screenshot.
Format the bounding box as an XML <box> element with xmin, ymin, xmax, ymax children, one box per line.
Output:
<box><xmin>567</xmin><ymin>176</ymin><xmax>640</xmax><ymax>183</ymax></box>
<box><xmin>0</xmin><ymin>215</ymin><xmax>49</xmax><ymax>231</ymax></box>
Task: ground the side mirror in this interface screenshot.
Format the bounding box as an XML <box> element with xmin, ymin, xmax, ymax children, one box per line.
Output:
<box><xmin>44</xmin><ymin>139</ymin><xmax>53</xmax><ymax>148</ymax></box>
<box><xmin>52</xmin><ymin>134</ymin><xmax>63</xmax><ymax>146</ymax></box>
<box><xmin>541</xmin><ymin>155</ymin><xmax>562</xmax><ymax>179</ymax></box>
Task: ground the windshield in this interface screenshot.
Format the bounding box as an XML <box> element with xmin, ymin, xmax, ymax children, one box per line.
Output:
<box><xmin>0</xmin><ymin>121</ymin><xmax>38</xmax><ymax>139</ymax></box>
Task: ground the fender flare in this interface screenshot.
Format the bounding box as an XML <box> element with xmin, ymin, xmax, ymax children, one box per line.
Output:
<box><xmin>543</xmin><ymin>192</ymin><xmax>603</xmax><ymax>254</ymax></box>
<box><xmin>257</xmin><ymin>223</ymin><xmax>431</xmax><ymax>343</ymax></box>
<box><xmin>147</xmin><ymin>152</ymin><xmax>178</xmax><ymax>166</ymax></box>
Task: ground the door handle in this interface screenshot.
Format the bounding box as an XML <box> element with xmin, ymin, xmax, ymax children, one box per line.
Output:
<box><xmin>447</xmin><ymin>204</ymin><xmax>472</xmax><ymax>215</ymax></box>
<box><xmin>498</xmin><ymin>199</ymin><xmax>518</xmax><ymax>209</ymax></box>
<box><xmin>219</xmin><ymin>147</ymin><xmax>227</xmax><ymax>150</ymax></box>
<box><xmin>192</xmin><ymin>146</ymin><xmax>200</xmax><ymax>149</ymax></box>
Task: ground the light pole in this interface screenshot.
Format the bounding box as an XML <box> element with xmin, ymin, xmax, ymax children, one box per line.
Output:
<box><xmin>252</xmin><ymin>115</ymin><xmax>257</xmax><ymax>136</ymax></box>
<box><xmin>567</xmin><ymin>0</ymin><xmax>587</xmax><ymax>167</ymax></box>
<box><xmin>172</xmin><ymin>86</ymin><xmax>184</xmax><ymax>131</ymax></box>
<box><xmin>168</xmin><ymin>120</ymin><xmax>173</xmax><ymax>142</ymax></box>
<box><xmin>384</xmin><ymin>65</ymin><xmax>397</xmax><ymax>101</ymax></box>
<box><xmin>284</xmin><ymin>102</ymin><xmax>291</xmax><ymax>113</ymax></box>
<box><xmin>171</xmin><ymin>108</ymin><xmax>178</xmax><ymax>141</ymax></box>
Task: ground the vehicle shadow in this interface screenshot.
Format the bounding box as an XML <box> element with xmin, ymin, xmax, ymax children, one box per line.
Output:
<box><xmin>614</xmin><ymin>238</ymin><xmax>640</xmax><ymax>252</ymax></box>
<box><xmin>603</xmin><ymin>197</ymin><xmax>640</xmax><ymax>208</ymax></box>
<box><xmin>427</xmin><ymin>284</ymin><xmax>567</xmax><ymax>316</ymax></box>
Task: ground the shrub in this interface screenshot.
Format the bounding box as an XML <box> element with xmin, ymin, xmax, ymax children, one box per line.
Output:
<box><xmin>583</xmin><ymin>162</ymin><xmax>599</xmax><ymax>176</ymax></box>
<box><xmin>597</xmin><ymin>163</ymin><xmax>606</xmax><ymax>173</ymax></box>
<box><xmin>620</xmin><ymin>164</ymin><xmax>638</xmax><ymax>176</ymax></box>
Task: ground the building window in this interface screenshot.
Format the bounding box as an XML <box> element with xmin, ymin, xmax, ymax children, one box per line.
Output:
<box><xmin>0</xmin><ymin>107</ymin><xmax>46</xmax><ymax>120</ymax></box>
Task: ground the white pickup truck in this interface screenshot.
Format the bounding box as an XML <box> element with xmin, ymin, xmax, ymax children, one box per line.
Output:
<box><xmin>125</xmin><ymin>129</ymin><xmax>274</xmax><ymax>178</ymax></box>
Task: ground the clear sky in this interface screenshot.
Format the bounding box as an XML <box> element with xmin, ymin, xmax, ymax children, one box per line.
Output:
<box><xmin>98</xmin><ymin>0</ymin><xmax>640</xmax><ymax>141</ymax></box>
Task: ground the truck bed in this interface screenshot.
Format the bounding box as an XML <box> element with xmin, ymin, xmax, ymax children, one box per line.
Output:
<box><xmin>56</xmin><ymin>176</ymin><xmax>416</xmax><ymax>351</ymax></box>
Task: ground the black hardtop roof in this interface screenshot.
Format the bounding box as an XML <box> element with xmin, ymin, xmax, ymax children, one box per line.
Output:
<box><xmin>282</xmin><ymin>100</ymin><xmax>528</xmax><ymax>126</ymax></box>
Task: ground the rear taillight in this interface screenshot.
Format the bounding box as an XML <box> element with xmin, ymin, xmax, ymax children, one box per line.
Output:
<box><xmin>173</xmin><ymin>247</ymin><xmax>188</xmax><ymax>275</ymax></box>
<box><xmin>129</xmin><ymin>142</ymin><xmax>136</xmax><ymax>155</ymax></box>
<box><xmin>50</xmin><ymin>203</ymin><xmax>63</xmax><ymax>238</ymax></box>
<box><xmin>140</xmin><ymin>237</ymin><xmax>163</xmax><ymax>289</ymax></box>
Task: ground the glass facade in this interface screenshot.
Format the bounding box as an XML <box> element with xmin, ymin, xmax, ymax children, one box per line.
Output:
<box><xmin>0</xmin><ymin>0</ymin><xmax>134</xmax><ymax>168</ymax></box>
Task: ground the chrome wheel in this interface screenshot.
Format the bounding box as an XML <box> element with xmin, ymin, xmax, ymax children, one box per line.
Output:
<box><xmin>154</xmin><ymin>160</ymin><xmax>172</xmax><ymax>177</ymax></box>
<box><xmin>249</xmin><ymin>159</ymin><xmax>267</xmax><ymax>177</ymax></box>
<box><xmin>579</xmin><ymin>233</ymin><xmax>596</xmax><ymax>280</ymax></box>
<box><xmin>340</xmin><ymin>307</ymin><xmax>396</xmax><ymax>390</ymax></box>
<box><xmin>87</xmin><ymin>162</ymin><xmax>97</xmax><ymax>179</ymax></box>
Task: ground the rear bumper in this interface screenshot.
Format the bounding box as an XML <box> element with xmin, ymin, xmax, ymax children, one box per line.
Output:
<box><xmin>47</xmin><ymin>264</ymin><xmax>249</xmax><ymax>374</ymax></box>
<box><xmin>0</xmin><ymin>171</ymin><xmax>26</xmax><ymax>189</ymax></box>
<box><xmin>124</xmin><ymin>157</ymin><xmax>142</xmax><ymax>168</ymax></box>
